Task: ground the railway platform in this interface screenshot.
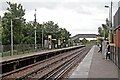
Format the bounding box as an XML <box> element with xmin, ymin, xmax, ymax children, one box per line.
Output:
<box><xmin>70</xmin><ymin>45</ymin><xmax>119</xmax><ymax>79</ymax></box>
<box><xmin>1</xmin><ymin>45</ymin><xmax>82</xmax><ymax>63</ymax></box>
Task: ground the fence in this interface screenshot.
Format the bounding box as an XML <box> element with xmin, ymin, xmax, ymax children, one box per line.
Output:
<box><xmin>110</xmin><ymin>46</ymin><xmax>120</xmax><ymax>69</ymax></box>
<box><xmin>1</xmin><ymin>44</ymin><xmax>45</xmax><ymax>57</ymax></box>
<box><xmin>1</xmin><ymin>43</ymin><xmax>81</xmax><ymax>57</ymax></box>
<box><xmin>108</xmin><ymin>46</ymin><xmax>120</xmax><ymax>79</ymax></box>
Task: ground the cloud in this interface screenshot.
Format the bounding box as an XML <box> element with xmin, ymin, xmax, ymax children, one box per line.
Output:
<box><xmin>1</xmin><ymin>0</ymin><xmax>120</xmax><ymax>37</ymax></box>
<box><xmin>22</xmin><ymin>0</ymin><xmax>120</xmax><ymax>36</ymax></box>
<box><xmin>22</xmin><ymin>2</ymin><xmax>62</xmax><ymax>11</ymax></box>
<box><xmin>0</xmin><ymin>2</ymin><xmax>8</xmax><ymax>11</ymax></box>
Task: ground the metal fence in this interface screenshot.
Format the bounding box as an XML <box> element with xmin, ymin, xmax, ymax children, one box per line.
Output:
<box><xmin>108</xmin><ymin>46</ymin><xmax>120</xmax><ymax>79</ymax></box>
<box><xmin>1</xmin><ymin>44</ymin><xmax>45</xmax><ymax>57</ymax></box>
<box><xmin>110</xmin><ymin>46</ymin><xmax>120</xmax><ymax>69</ymax></box>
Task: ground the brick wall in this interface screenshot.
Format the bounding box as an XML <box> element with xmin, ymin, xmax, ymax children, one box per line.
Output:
<box><xmin>114</xmin><ymin>27</ymin><xmax>120</xmax><ymax>47</ymax></box>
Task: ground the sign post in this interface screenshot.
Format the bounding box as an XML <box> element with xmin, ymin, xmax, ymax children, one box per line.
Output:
<box><xmin>58</xmin><ymin>39</ymin><xmax>61</xmax><ymax>48</ymax></box>
<box><xmin>48</xmin><ymin>35</ymin><xmax>52</xmax><ymax>49</ymax></box>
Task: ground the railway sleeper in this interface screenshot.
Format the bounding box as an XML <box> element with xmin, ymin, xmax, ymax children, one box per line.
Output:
<box><xmin>45</xmin><ymin>47</ymin><xmax>91</xmax><ymax>79</ymax></box>
<box><xmin>40</xmin><ymin>50</ymin><xmax>84</xmax><ymax>80</ymax></box>
<box><xmin>2</xmin><ymin>47</ymin><xmax>86</xmax><ymax>79</ymax></box>
<box><xmin>20</xmin><ymin>48</ymin><xmax>84</xmax><ymax>79</ymax></box>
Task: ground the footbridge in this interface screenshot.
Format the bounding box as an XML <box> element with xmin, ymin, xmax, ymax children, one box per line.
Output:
<box><xmin>71</xmin><ymin>34</ymin><xmax>97</xmax><ymax>40</ymax></box>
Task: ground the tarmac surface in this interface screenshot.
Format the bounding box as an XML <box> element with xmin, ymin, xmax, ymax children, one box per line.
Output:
<box><xmin>70</xmin><ymin>45</ymin><xmax>118</xmax><ymax>79</ymax></box>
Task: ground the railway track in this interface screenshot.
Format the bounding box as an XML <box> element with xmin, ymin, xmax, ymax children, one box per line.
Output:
<box><xmin>43</xmin><ymin>46</ymin><xmax>91</xmax><ymax>80</ymax></box>
<box><xmin>2</xmin><ymin>46</ymin><xmax>91</xmax><ymax>80</ymax></box>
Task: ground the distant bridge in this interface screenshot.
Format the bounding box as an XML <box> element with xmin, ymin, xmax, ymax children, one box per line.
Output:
<box><xmin>71</xmin><ymin>34</ymin><xmax>97</xmax><ymax>40</ymax></box>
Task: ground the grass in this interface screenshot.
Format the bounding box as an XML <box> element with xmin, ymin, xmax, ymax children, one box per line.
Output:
<box><xmin>2</xmin><ymin>49</ymin><xmax>34</xmax><ymax>57</ymax></box>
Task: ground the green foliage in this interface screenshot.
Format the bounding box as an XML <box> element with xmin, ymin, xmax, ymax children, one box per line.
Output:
<box><xmin>90</xmin><ymin>40</ymin><xmax>97</xmax><ymax>45</ymax></box>
<box><xmin>74</xmin><ymin>38</ymin><xmax>81</xmax><ymax>43</ymax></box>
<box><xmin>22</xmin><ymin>22</ymin><xmax>34</xmax><ymax>44</ymax></box>
<box><xmin>2</xmin><ymin>49</ymin><xmax>33</xmax><ymax>57</ymax></box>
<box><xmin>2</xmin><ymin>2</ymin><xmax>25</xmax><ymax>45</ymax></box>
<box><xmin>36</xmin><ymin>23</ymin><xmax>43</xmax><ymax>44</ymax></box>
<box><xmin>102</xmin><ymin>24</ymin><xmax>109</xmax><ymax>38</ymax></box>
<box><xmin>98</xmin><ymin>18</ymin><xmax>109</xmax><ymax>38</ymax></box>
<box><xmin>98</xmin><ymin>27</ymin><xmax>104</xmax><ymax>36</ymax></box>
<box><xmin>43</xmin><ymin>21</ymin><xmax>59</xmax><ymax>39</ymax></box>
<box><xmin>2</xmin><ymin>2</ymin><xmax>71</xmax><ymax>45</ymax></box>
<box><xmin>81</xmin><ymin>38</ymin><xmax>89</xmax><ymax>44</ymax></box>
<box><xmin>43</xmin><ymin>21</ymin><xmax>71</xmax><ymax>44</ymax></box>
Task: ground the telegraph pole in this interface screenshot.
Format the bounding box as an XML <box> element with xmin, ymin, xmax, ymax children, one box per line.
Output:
<box><xmin>109</xmin><ymin>1</ymin><xmax>113</xmax><ymax>43</ymax></box>
<box><xmin>110</xmin><ymin>1</ymin><xmax>113</xmax><ymax>43</ymax></box>
<box><xmin>105</xmin><ymin>1</ymin><xmax>113</xmax><ymax>43</ymax></box>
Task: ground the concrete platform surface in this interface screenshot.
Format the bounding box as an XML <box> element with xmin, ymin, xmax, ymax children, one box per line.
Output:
<box><xmin>70</xmin><ymin>45</ymin><xmax>118</xmax><ymax>79</ymax></box>
<box><xmin>70</xmin><ymin>45</ymin><xmax>95</xmax><ymax>78</ymax></box>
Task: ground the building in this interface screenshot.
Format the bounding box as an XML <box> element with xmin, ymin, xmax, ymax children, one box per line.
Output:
<box><xmin>114</xmin><ymin>1</ymin><xmax>120</xmax><ymax>47</ymax></box>
<box><xmin>113</xmin><ymin>1</ymin><xmax>120</xmax><ymax>73</ymax></box>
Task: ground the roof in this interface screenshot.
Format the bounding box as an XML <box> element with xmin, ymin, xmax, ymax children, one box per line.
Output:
<box><xmin>114</xmin><ymin>25</ymin><xmax>120</xmax><ymax>31</ymax></box>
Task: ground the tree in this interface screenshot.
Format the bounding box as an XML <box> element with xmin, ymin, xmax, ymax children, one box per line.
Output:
<box><xmin>98</xmin><ymin>18</ymin><xmax>109</xmax><ymax>38</ymax></box>
<box><xmin>36</xmin><ymin>23</ymin><xmax>43</xmax><ymax>44</ymax></box>
<box><xmin>102</xmin><ymin>24</ymin><xmax>109</xmax><ymax>38</ymax></box>
<box><xmin>22</xmin><ymin>22</ymin><xmax>34</xmax><ymax>44</ymax></box>
<box><xmin>81</xmin><ymin>38</ymin><xmax>89</xmax><ymax>44</ymax></box>
<box><xmin>98</xmin><ymin>27</ymin><xmax>103</xmax><ymax>36</ymax></box>
<box><xmin>57</xmin><ymin>28</ymin><xmax>71</xmax><ymax>44</ymax></box>
<box><xmin>43</xmin><ymin>21</ymin><xmax>59</xmax><ymax>39</ymax></box>
<box><xmin>74</xmin><ymin>38</ymin><xmax>80</xmax><ymax>43</ymax></box>
<box><xmin>2</xmin><ymin>2</ymin><xmax>25</xmax><ymax>45</ymax></box>
<box><xmin>43</xmin><ymin>21</ymin><xmax>71</xmax><ymax>40</ymax></box>
<box><xmin>41</xmin><ymin>21</ymin><xmax>71</xmax><ymax>46</ymax></box>
<box><xmin>2</xmin><ymin>2</ymin><xmax>71</xmax><ymax>46</ymax></box>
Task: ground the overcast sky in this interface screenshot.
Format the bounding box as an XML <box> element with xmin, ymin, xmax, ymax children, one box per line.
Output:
<box><xmin>0</xmin><ymin>0</ymin><xmax>119</xmax><ymax>36</ymax></box>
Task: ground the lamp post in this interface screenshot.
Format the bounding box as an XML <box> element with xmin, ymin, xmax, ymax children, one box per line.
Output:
<box><xmin>0</xmin><ymin>16</ymin><xmax>2</xmax><ymax>47</ymax></box>
<box><xmin>0</xmin><ymin>16</ymin><xmax>1</xmax><ymax>25</ymax></box>
<box><xmin>34</xmin><ymin>9</ymin><xmax>37</xmax><ymax>50</ymax></box>
<box><xmin>11</xmin><ymin>19</ymin><xmax>13</xmax><ymax>56</ymax></box>
<box><xmin>105</xmin><ymin>2</ymin><xmax>113</xmax><ymax>43</ymax></box>
<box><xmin>42</xmin><ymin>25</ymin><xmax>44</xmax><ymax>48</ymax></box>
<box><xmin>11</xmin><ymin>17</ymin><xmax>19</xmax><ymax>56</ymax></box>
